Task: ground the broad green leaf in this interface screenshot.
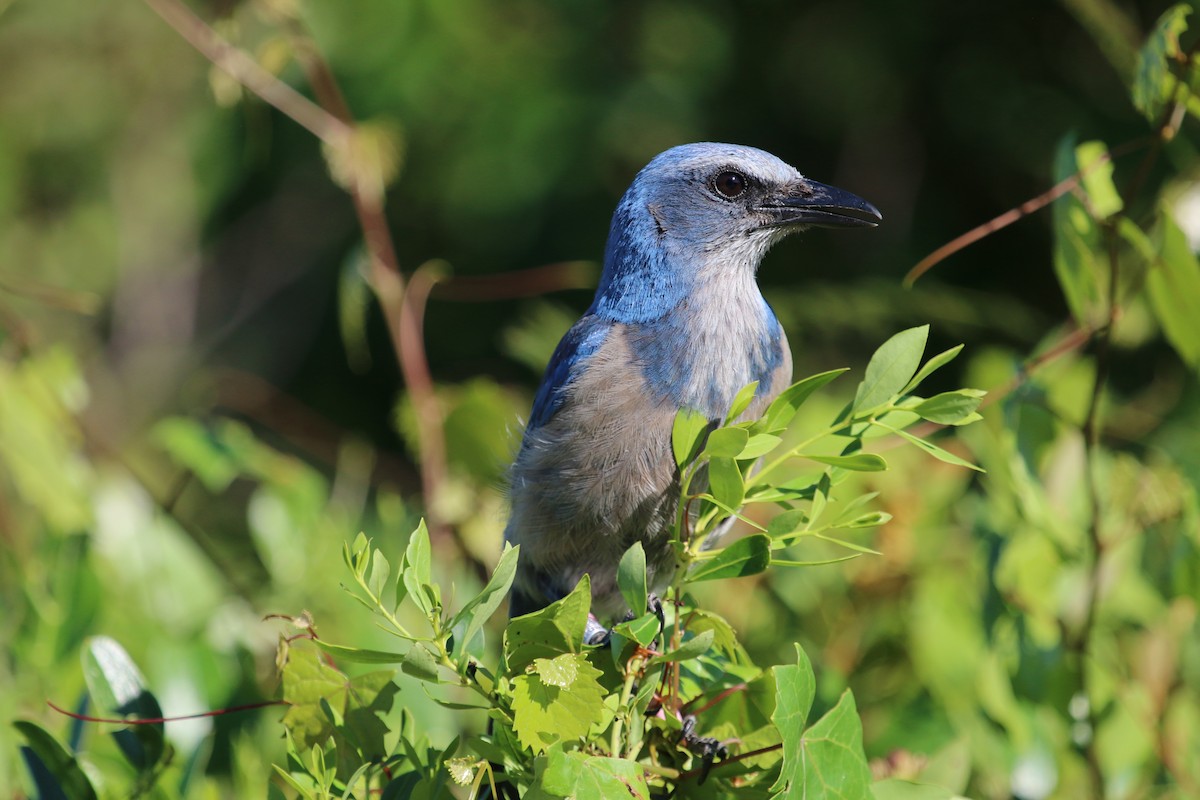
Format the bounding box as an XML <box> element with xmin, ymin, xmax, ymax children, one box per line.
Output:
<box><xmin>725</xmin><ymin>380</ymin><xmax>760</xmax><ymax>424</ymax></box>
<box><xmin>646</xmin><ymin>629</ymin><xmax>715</xmax><ymax>667</ymax></box>
<box><xmin>853</xmin><ymin>326</ymin><xmax>929</xmax><ymax>412</ymax></box>
<box><xmin>504</xmin><ymin>576</ymin><xmax>591</xmax><ymax>673</ymax></box>
<box><xmin>761</xmin><ymin>369</ymin><xmax>849</xmax><ymax>432</ymax></box>
<box><xmin>540</xmin><ymin>751</ymin><xmax>650</xmax><ymax>800</ymax></box>
<box><xmin>704</xmin><ymin>427</ymin><xmax>750</xmax><ymax>458</ymax></box>
<box><xmin>82</xmin><ymin>637</ymin><xmax>165</xmax><ymax>772</ymax></box>
<box><xmin>686</xmin><ymin>609</ymin><xmax>740</xmax><ymax>657</ymax></box>
<box><xmin>451</xmin><ymin>543</ymin><xmax>520</xmax><ymax>661</ymax></box>
<box><xmin>797</xmin><ymin>690</ymin><xmax>872</xmax><ymax>800</ymax></box>
<box><xmin>617</xmin><ymin>542</ymin><xmax>648</xmax><ymax>618</ymax></box>
<box><xmin>901</xmin><ymin>344</ymin><xmax>964</xmax><ymax>395</ymax></box>
<box><xmin>533</xmin><ymin>653</ymin><xmax>581</xmax><ymax>688</ymax></box>
<box><xmin>1148</xmin><ymin>210</ymin><xmax>1200</xmax><ymax>368</ymax></box>
<box><xmin>1132</xmin><ymin>4</ymin><xmax>1191</xmax><ymax>122</ymax></box>
<box><xmin>707</xmin><ymin>456</ymin><xmax>745</xmax><ymax>509</ymax></box>
<box><xmin>804</xmin><ymin>453</ymin><xmax>888</xmax><ymax>472</ymax></box>
<box><xmin>14</xmin><ymin>721</ymin><xmax>98</xmax><ymax>800</ymax></box>
<box><xmin>401</xmin><ymin>646</ymin><xmax>441</xmax><ymax>683</ymax></box>
<box><xmin>611</xmin><ymin>612</ymin><xmax>660</xmax><ymax>649</ymax></box>
<box><xmin>881</xmin><ymin>425</ymin><xmax>984</xmax><ymax>472</ymax></box>
<box><xmin>740</xmin><ymin>433</ymin><xmax>783</xmax><ymax>459</ymax></box>
<box><xmin>512</xmin><ymin>654</ymin><xmax>604</xmax><ymax>753</ymax></box>
<box><xmin>1076</xmin><ymin>140</ymin><xmax>1123</xmax><ymax>219</ymax></box>
<box><xmin>687</xmin><ymin>534</ymin><xmax>771</xmax><ymax>582</ymax></box>
<box><xmin>1052</xmin><ymin>135</ymin><xmax>1105</xmax><ymax>324</ymax></box>
<box><xmin>770</xmin><ymin>644</ymin><xmax>816</xmax><ymax>794</ymax></box>
<box><xmin>766</xmin><ymin>508</ymin><xmax>808</xmax><ymax>540</ymax></box>
<box><xmin>367</xmin><ymin>549</ymin><xmax>390</xmax><ymax>599</ymax></box>
<box><xmin>672</xmin><ymin>407</ymin><xmax>709</xmax><ymax>467</ymax></box>
<box><xmin>914</xmin><ymin>389</ymin><xmax>987</xmax><ymax>425</ymax></box>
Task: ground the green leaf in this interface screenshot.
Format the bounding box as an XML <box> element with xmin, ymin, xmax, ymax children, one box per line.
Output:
<box><xmin>853</xmin><ymin>326</ymin><xmax>929</xmax><ymax>412</ymax></box>
<box><xmin>672</xmin><ymin>407</ymin><xmax>709</xmax><ymax>468</ymax></box>
<box><xmin>770</xmin><ymin>644</ymin><xmax>816</xmax><ymax>794</ymax></box>
<box><xmin>707</xmin><ymin>456</ymin><xmax>745</xmax><ymax>509</ymax></box>
<box><xmin>1132</xmin><ymin>4</ymin><xmax>1191</xmax><ymax>122</ymax></box>
<box><xmin>1076</xmin><ymin>140</ymin><xmax>1123</xmax><ymax>219</ymax></box>
<box><xmin>685</xmin><ymin>609</ymin><xmax>741</xmax><ymax>658</ymax></box>
<box><xmin>402</xmin><ymin>520</ymin><xmax>434</xmax><ymax>615</ymax></box>
<box><xmin>511</xmin><ymin>654</ymin><xmax>604</xmax><ymax>753</ymax></box>
<box><xmin>82</xmin><ymin>636</ymin><xmax>165</xmax><ymax>772</ymax></box>
<box><xmin>313</xmin><ymin>641</ymin><xmax>407</xmax><ymax>663</ymax></box>
<box><xmin>540</xmin><ymin>751</ymin><xmax>650</xmax><ymax>800</ymax></box>
<box><xmin>617</xmin><ymin>543</ymin><xmax>648</xmax><ymax>618</ymax></box>
<box><xmin>704</xmin><ymin>427</ymin><xmax>750</xmax><ymax>459</ymax></box>
<box><xmin>401</xmin><ymin>646</ymin><xmax>441</xmax><ymax>683</ymax></box>
<box><xmin>881</xmin><ymin>425</ymin><xmax>984</xmax><ymax>472</ymax></box>
<box><xmin>725</xmin><ymin>380</ymin><xmax>760</xmax><ymax>424</ymax></box>
<box><xmin>367</xmin><ymin>548</ymin><xmax>390</xmax><ymax>599</ymax></box>
<box><xmin>841</xmin><ymin>511</ymin><xmax>893</xmax><ymax>529</ymax></box>
<box><xmin>913</xmin><ymin>389</ymin><xmax>987</xmax><ymax>425</ymax></box>
<box><xmin>338</xmin><ymin>251</ymin><xmax>373</xmax><ymax>373</ymax></box>
<box><xmin>504</xmin><ymin>575</ymin><xmax>591</xmax><ymax>673</ymax></box>
<box><xmin>451</xmin><ymin>543</ymin><xmax>520</xmax><ymax>661</ymax></box>
<box><xmin>901</xmin><ymin>344</ymin><xmax>964</xmax><ymax>395</ymax></box>
<box><xmin>740</xmin><ymin>433</ymin><xmax>783</xmax><ymax>459</ymax></box>
<box><xmin>1052</xmin><ymin>135</ymin><xmax>1105</xmax><ymax>324</ymax></box>
<box><xmin>804</xmin><ymin>453</ymin><xmax>888</xmax><ymax>471</ymax></box>
<box><xmin>646</xmin><ymin>629</ymin><xmax>715</xmax><ymax>666</ymax></box>
<box><xmin>766</xmin><ymin>508</ymin><xmax>808</xmax><ymax>540</ymax></box>
<box><xmin>797</xmin><ymin>690</ymin><xmax>873</xmax><ymax>800</ymax></box>
<box><xmin>14</xmin><ymin>720</ymin><xmax>98</xmax><ymax>800</ymax></box>
<box><xmin>687</xmin><ymin>534</ymin><xmax>771</xmax><ymax>582</ymax></box>
<box><xmin>1149</xmin><ymin>210</ymin><xmax>1200</xmax><ymax>368</ymax></box>
<box><xmin>761</xmin><ymin>369</ymin><xmax>849</xmax><ymax>432</ymax></box>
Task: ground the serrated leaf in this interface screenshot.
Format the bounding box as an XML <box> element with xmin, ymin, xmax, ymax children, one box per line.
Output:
<box><xmin>804</xmin><ymin>453</ymin><xmax>888</xmax><ymax>472</ymax></box>
<box><xmin>1149</xmin><ymin>210</ymin><xmax>1200</xmax><ymax>368</ymax></box>
<box><xmin>82</xmin><ymin>637</ymin><xmax>164</xmax><ymax>772</ymax></box>
<box><xmin>707</xmin><ymin>456</ymin><xmax>745</xmax><ymax>509</ymax></box>
<box><xmin>532</xmin><ymin>653</ymin><xmax>579</xmax><ymax>688</ymax></box>
<box><xmin>914</xmin><ymin>389</ymin><xmax>987</xmax><ymax>425</ymax></box>
<box><xmin>853</xmin><ymin>326</ymin><xmax>929</xmax><ymax>412</ymax></box>
<box><xmin>901</xmin><ymin>344</ymin><xmax>964</xmax><ymax>395</ymax></box>
<box><xmin>504</xmin><ymin>576</ymin><xmax>591</xmax><ymax>673</ymax></box>
<box><xmin>617</xmin><ymin>542</ymin><xmax>648</xmax><ymax>618</ymax></box>
<box><xmin>540</xmin><ymin>751</ymin><xmax>650</xmax><ymax>800</ymax></box>
<box><xmin>761</xmin><ymin>369</ymin><xmax>848</xmax><ymax>432</ymax></box>
<box><xmin>444</xmin><ymin>757</ymin><xmax>477</xmax><ymax>786</ymax></box>
<box><xmin>511</xmin><ymin>654</ymin><xmax>604</xmax><ymax>753</ymax></box>
<box><xmin>1076</xmin><ymin>141</ymin><xmax>1123</xmax><ymax>219</ymax></box>
<box><xmin>704</xmin><ymin>427</ymin><xmax>750</xmax><ymax>459</ymax></box>
<box><xmin>646</xmin><ymin>629</ymin><xmax>715</xmax><ymax>667</ymax></box>
<box><xmin>725</xmin><ymin>381</ymin><xmax>760</xmax><ymax>424</ymax></box>
<box><xmin>450</xmin><ymin>543</ymin><xmax>519</xmax><ymax>661</ymax></box>
<box><xmin>672</xmin><ymin>407</ymin><xmax>710</xmax><ymax>468</ymax></box>
<box><xmin>14</xmin><ymin>721</ymin><xmax>98</xmax><ymax>800</ymax></box>
<box><xmin>687</xmin><ymin>534</ymin><xmax>771</xmax><ymax>582</ymax></box>
<box><xmin>882</xmin><ymin>425</ymin><xmax>984</xmax><ymax>472</ymax></box>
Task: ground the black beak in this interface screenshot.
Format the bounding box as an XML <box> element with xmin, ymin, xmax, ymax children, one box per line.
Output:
<box><xmin>760</xmin><ymin>179</ymin><xmax>882</xmax><ymax>229</ymax></box>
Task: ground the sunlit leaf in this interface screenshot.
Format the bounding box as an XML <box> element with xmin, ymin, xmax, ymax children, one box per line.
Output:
<box><xmin>82</xmin><ymin>637</ymin><xmax>165</xmax><ymax>772</ymax></box>
<box><xmin>672</xmin><ymin>407</ymin><xmax>709</xmax><ymax>468</ymax></box>
<box><xmin>451</xmin><ymin>543</ymin><xmax>520</xmax><ymax>661</ymax></box>
<box><xmin>1132</xmin><ymin>4</ymin><xmax>1191</xmax><ymax>122</ymax></box>
<box><xmin>853</xmin><ymin>326</ymin><xmax>929</xmax><ymax>412</ymax></box>
<box><xmin>687</xmin><ymin>534</ymin><xmax>771</xmax><ymax>582</ymax></box>
<box><xmin>901</xmin><ymin>344</ymin><xmax>964</xmax><ymax>395</ymax></box>
<box><xmin>914</xmin><ymin>389</ymin><xmax>987</xmax><ymax>425</ymax></box>
<box><xmin>1076</xmin><ymin>140</ymin><xmax>1123</xmax><ymax>219</ymax></box>
<box><xmin>1148</xmin><ymin>210</ymin><xmax>1200</xmax><ymax>368</ymax></box>
<box><xmin>761</xmin><ymin>369</ymin><xmax>848</xmax><ymax>432</ymax></box>
<box><xmin>704</xmin><ymin>427</ymin><xmax>750</xmax><ymax>459</ymax></box>
<box><xmin>725</xmin><ymin>380</ymin><xmax>760</xmax><ymax>424</ymax></box>
<box><xmin>617</xmin><ymin>542</ymin><xmax>648</xmax><ymax>618</ymax></box>
<box><xmin>707</xmin><ymin>456</ymin><xmax>745</xmax><ymax>509</ymax></box>
<box><xmin>511</xmin><ymin>654</ymin><xmax>604</xmax><ymax>753</ymax></box>
<box><xmin>804</xmin><ymin>453</ymin><xmax>888</xmax><ymax>471</ymax></box>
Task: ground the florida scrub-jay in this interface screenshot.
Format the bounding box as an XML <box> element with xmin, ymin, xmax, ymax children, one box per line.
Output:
<box><xmin>504</xmin><ymin>142</ymin><xmax>881</xmax><ymax>630</ymax></box>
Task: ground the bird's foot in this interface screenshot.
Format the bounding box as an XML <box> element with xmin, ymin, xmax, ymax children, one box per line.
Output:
<box><xmin>678</xmin><ymin>714</ymin><xmax>728</xmax><ymax>783</ymax></box>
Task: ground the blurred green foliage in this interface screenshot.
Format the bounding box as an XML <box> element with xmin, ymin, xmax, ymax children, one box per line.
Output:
<box><xmin>3</xmin><ymin>0</ymin><xmax>1200</xmax><ymax>797</ymax></box>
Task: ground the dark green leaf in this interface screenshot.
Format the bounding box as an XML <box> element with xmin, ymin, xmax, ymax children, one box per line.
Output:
<box><xmin>687</xmin><ymin>534</ymin><xmax>771</xmax><ymax>582</ymax></box>
<box><xmin>766</xmin><ymin>508</ymin><xmax>808</xmax><ymax>540</ymax></box>
<box><xmin>1052</xmin><ymin>135</ymin><xmax>1104</xmax><ymax>324</ymax></box>
<box><xmin>853</xmin><ymin>326</ymin><xmax>929</xmax><ymax>412</ymax></box>
<box><xmin>646</xmin><ymin>629</ymin><xmax>715</xmax><ymax>666</ymax></box>
<box><xmin>1132</xmin><ymin>4</ymin><xmax>1191</xmax><ymax>122</ymax></box>
<box><xmin>82</xmin><ymin>637</ymin><xmax>165</xmax><ymax>772</ymax></box>
<box><xmin>616</xmin><ymin>542</ymin><xmax>648</xmax><ymax>618</ymax></box>
<box><xmin>401</xmin><ymin>646</ymin><xmax>441</xmax><ymax>683</ymax></box>
<box><xmin>14</xmin><ymin>721</ymin><xmax>98</xmax><ymax>800</ymax></box>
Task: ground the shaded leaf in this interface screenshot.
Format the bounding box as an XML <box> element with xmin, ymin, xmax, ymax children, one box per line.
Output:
<box><xmin>1149</xmin><ymin>210</ymin><xmax>1200</xmax><ymax>368</ymax></box>
<box><xmin>687</xmin><ymin>534</ymin><xmax>771</xmax><ymax>582</ymax></box>
<box><xmin>82</xmin><ymin>637</ymin><xmax>164</xmax><ymax>772</ymax></box>
<box><xmin>451</xmin><ymin>543</ymin><xmax>520</xmax><ymax>661</ymax></box>
<box><xmin>617</xmin><ymin>542</ymin><xmax>648</xmax><ymax>618</ymax></box>
<box><xmin>504</xmin><ymin>576</ymin><xmax>591</xmax><ymax>673</ymax></box>
<box><xmin>707</xmin><ymin>456</ymin><xmax>745</xmax><ymax>509</ymax></box>
<box><xmin>14</xmin><ymin>721</ymin><xmax>97</xmax><ymax>800</ymax></box>
<box><xmin>540</xmin><ymin>751</ymin><xmax>650</xmax><ymax>800</ymax></box>
<box><xmin>646</xmin><ymin>629</ymin><xmax>715</xmax><ymax>667</ymax></box>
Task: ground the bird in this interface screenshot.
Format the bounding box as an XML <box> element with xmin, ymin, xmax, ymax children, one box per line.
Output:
<box><xmin>503</xmin><ymin>142</ymin><xmax>880</xmax><ymax>638</ymax></box>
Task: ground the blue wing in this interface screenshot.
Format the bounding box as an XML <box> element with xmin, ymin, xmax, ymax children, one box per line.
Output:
<box><xmin>528</xmin><ymin>314</ymin><xmax>611</xmax><ymax>430</ymax></box>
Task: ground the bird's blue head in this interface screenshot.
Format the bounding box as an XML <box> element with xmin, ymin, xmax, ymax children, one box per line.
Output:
<box><xmin>592</xmin><ymin>143</ymin><xmax>881</xmax><ymax>323</ymax></box>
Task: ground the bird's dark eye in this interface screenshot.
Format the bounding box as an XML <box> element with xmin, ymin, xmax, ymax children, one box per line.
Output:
<box><xmin>713</xmin><ymin>170</ymin><xmax>747</xmax><ymax>199</ymax></box>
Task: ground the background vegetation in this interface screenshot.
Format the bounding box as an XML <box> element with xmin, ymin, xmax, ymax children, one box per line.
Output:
<box><xmin>2</xmin><ymin>0</ymin><xmax>1199</xmax><ymax>797</ymax></box>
